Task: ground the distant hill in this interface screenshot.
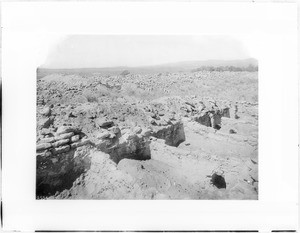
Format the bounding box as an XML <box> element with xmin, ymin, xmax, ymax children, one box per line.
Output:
<box><xmin>37</xmin><ymin>58</ymin><xmax>258</xmax><ymax>79</ymax></box>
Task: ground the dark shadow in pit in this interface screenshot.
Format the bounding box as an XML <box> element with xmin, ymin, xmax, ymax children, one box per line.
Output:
<box><xmin>97</xmin><ymin>133</ymin><xmax>152</xmax><ymax>165</ymax></box>
<box><xmin>97</xmin><ymin>122</ymin><xmax>187</xmax><ymax>164</ymax></box>
<box><xmin>151</xmin><ymin>122</ymin><xmax>186</xmax><ymax>148</ymax></box>
<box><xmin>173</xmin><ymin>138</ymin><xmax>185</xmax><ymax>147</ymax></box>
<box><xmin>214</xmin><ymin>124</ymin><xmax>221</xmax><ymax>130</ymax></box>
<box><xmin>36</xmin><ymin>149</ymin><xmax>91</xmax><ymax>199</ymax></box>
<box><xmin>195</xmin><ymin>113</ymin><xmax>222</xmax><ymax>130</ymax></box>
<box><xmin>109</xmin><ymin>141</ymin><xmax>152</xmax><ymax>164</ymax></box>
<box><xmin>210</xmin><ymin>173</ymin><xmax>226</xmax><ymax>189</ymax></box>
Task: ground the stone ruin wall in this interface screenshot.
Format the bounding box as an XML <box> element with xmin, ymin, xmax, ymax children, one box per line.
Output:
<box><xmin>36</xmin><ymin>101</ymin><xmax>233</xmax><ymax>198</ymax></box>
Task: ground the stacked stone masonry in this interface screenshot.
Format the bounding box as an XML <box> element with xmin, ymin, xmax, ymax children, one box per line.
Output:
<box><xmin>36</xmin><ymin>126</ymin><xmax>91</xmax><ymax>157</ymax></box>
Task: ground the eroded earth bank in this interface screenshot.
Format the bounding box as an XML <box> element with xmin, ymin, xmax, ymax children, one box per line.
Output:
<box><xmin>36</xmin><ymin>71</ymin><xmax>258</xmax><ymax>199</ymax></box>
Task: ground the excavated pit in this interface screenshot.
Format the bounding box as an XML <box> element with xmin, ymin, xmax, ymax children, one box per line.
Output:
<box><xmin>106</xmin><ymin>138</ymin><xmax>152</xmax><ymax>164</ymax></box>
<box><xmin>36</xmin><ymin>148</ymin><xmax>91</xmax><ymax>198</ymax></box>
<box><xmin>195</xmin><ymin>112</ymin><xmax>222</xmax><ymax>130</ymax></box>
<box><xmin>35</xmin><ymin>104</ymin><xmax>209</xmax><ymax>198</ymax></box>
<box><xmin>94</xmin><ymin>128</ymin><xmax>152</xmax><ymax>164</ymax></box>
<box><xmin>151</xmin><ymin>121</ymin><xmax>186</xmax><ymax>147</ymax></box>
<box><xmin>94</xmin><ymin>120</ymin><xmax>186</xmax><ymax>164</ymax></box>
<box><xmin>211</xmin><ymin>173</ymin><xmax>226</xmax><ymax>189</ymax></box>
<box><xmin>36</xmin><ymin>69</ymin><xmax>258</xmax><ymax>200</ymax></box>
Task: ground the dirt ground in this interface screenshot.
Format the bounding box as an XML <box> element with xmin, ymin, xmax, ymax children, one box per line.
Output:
<box><xmin>36</xmin><ymin>70</ymin><xmax>258</xmax><ymax>200</ymax></box>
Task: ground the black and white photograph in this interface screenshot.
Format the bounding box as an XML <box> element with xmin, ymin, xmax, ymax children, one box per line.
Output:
<box><xmin>2</xmin><ymin>2</ymin><xmax>298</xmax><ymax>232</ymax></box>
<box><xmin>36</xmin><ymin>35</ymin><xmax>258</xmax><ymax>200</ymax></box>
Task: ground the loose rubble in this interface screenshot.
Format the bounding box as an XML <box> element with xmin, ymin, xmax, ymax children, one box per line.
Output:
<box><xmin>36</xmin><ymin>70</ymin><xmax>258</xmax><ymax>199</ymax></box>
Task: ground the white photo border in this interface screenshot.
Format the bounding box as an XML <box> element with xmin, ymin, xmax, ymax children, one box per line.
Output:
<box><xmin>1</xmin><ymin>2</ymin><xmax>298</xmax><ymax>232</ymax></box>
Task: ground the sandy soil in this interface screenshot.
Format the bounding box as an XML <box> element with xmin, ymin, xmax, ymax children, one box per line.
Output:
<box><xmin>36</xmin><ymin>70</ymin><xmax>258</xmax><ymax>200</ymax></box>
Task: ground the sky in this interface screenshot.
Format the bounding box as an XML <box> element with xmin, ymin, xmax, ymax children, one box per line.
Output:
<box><xmin>41</xmin><ymin>35</ymin><xmax>252</xmax><ymax>69</ymax></box>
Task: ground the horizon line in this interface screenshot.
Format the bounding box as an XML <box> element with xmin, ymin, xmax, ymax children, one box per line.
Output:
<box><xmin>38</xmin><ymin>57</ymin><xmax>257</xmax><ymax>70</ymax></box>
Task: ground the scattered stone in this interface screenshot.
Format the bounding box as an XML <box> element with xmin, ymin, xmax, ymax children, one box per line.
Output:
<box><xmin>40</xmin><ymin>106</ymin><xmax>51</xmax><ymax>116</ymax></box>
<box><xmin>150</xmin><ymin>119</ymin><xmax>157</xmax><ymax>125</ymax></box>
<box><xmin>229</xmin><ymin>129</ymin><xmax>237</xmax><ymax>134</ymax></box>
<box><xmin>68</xmin><ymin>112</ymin><xmax>76</xmax><ymax>118</ymax></box>
<box><xmin>158</xmin><ymin>111</ymin><xmax>165</xmax><ymax>116</ymax></box>
<box><xmin>251</xmin><ymin>159</ymin><xmax>258</xmax><ymax>164</ymax></box>
<box><xmin>36</xmin><ymin>143</ymin><xmax>52</xmax><ymax>152</ymax></box>
<box><xmin>37</xmin><ymin>150</ymin><xmax>52</xmax><ymax>157</ymax></box>
<box><xmin>39</xmin><ymin>137</ymin><xmax>55</xmax><ymax>143</ymax></box>
<box><xmin>160</xmin><ymin>119</ymin><xmax>169</xmax><ymax>126</ymax></box>
<box><xmin>51</xmin><ymin>158</ymin><xmax>59</xmax><ymax>164</ymax></box>
<box><xmin>109</xmin><ymin>133</ymin><xmax>116</xmax><ymax>139</ymax></box>
<box><xmin>96</xmin><ymin>118</ymin><xmax>114</xmax><ymax>129</ymax></box>
<box><xmin>97</xmin><ymin>132</ymin><xmax>110</xmax><ymax>140</ymax></box>
<box><xmin>150</xmin><ymin>112</ymin><xmax>156</xmax><ymax>118</ymax></box>
<box><xmin>51</xmin><ymin>145</ymin><xmax>70</xmax><ymax>155</ymax></box>
<box><xmin>55</xmin><ymin>132</ymin><xmax>74</xmax><ymax>140</ymax></box>
<box><xmin>56</xmin><ymin>126</ymin><xmax>78</xmax><ymax>135</ymax></box>
<box><xmin>70</xmin><ymin>139</ymin><xmax>91</xmax><ymax>149</ymax></box>
<box><xmin>111</xmin><ymin>126</ymin><xmax>121</xmax><ymax>135</ymax></box>
<box><xmin>36</xmin><ymin>71</ymin><xmax>258</xmax><ymax>200</ymax></box>
<box><xmin>71</xmin><ymin>135</ymin><xmax>80</xmax><ymax>142</ymax></box>
<box><xmin>40</xmin><ymin>128</ymin><xmax>52</xmax><ymax>135</ymax></box>
<box><xmin>39</xmin><ymin>117</ymin><xmax>53</xmax><ymax>129</ymax></box>
<box><xmin>134</xmin><ymin>126</ymin><xmax>142</xmax><ymax>134</ymax></box>
<box><xmin>141</xmin><ymin>128</ymin><xmax>152</xmax><ymax>137</ymax></box>
<box><xmin>52</xmin><ymin>139</ymin><xmax>70</xmax><ymax>148</ymax></box>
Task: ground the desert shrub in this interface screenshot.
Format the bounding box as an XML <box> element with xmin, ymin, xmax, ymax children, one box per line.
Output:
<box><xmin>121</xmin><ymin>83</ymin><xmax>156</xmax><ymax>100</ymax></box>
<box><xmin>192</xmin><ymin>65</ymin><xmax>258</xmax><ymax>72</ymax></box>
<box><xmin>86</xmin><ymin>94</ymin><xmax>98</xmax><ymax>103</ymax></box>
<box><xmin>83</xmin><ymin>90</ymin><xmax>98</xmax><ymax>103</ymax></box>
<box><xmin>120</xmin><ymin>70</ymin><xmax>130</xmax><ymax>76</ymax></box>
<box><xmin>96</xmin><ymin>85</ymin><xmax>111</xmax><ymax>96</ymax></box>
<box><xmin>138</xmin><ymin>89</ymin><xmax>153</xmax><ymax>100</ymax></box>
<box><xmin>122</xmin><ymin>83</ymin><xmax>138</xmax><ymax>96</ymax></box>
<box><xmin>82</xmin><ymin>85</ymin><xmax>120</xmax><ymax>103</ymax></box>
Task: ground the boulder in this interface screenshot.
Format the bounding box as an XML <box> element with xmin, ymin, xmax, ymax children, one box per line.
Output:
<box><xmin>38</xmin><ymin>117</ymin><xmax>53</xmax><ymax>129</ymax></box>
<box><xmin>37</xmin><ymin>151</ymin><xmax>52</xmax><ymax>157</ymax></box>
<box><xmin>109</xmin><ymin>133</ymin><xmax>116</xmax><ymax>139</ymax></box>
<box><xmin>158</xmin><ymin>111</ymin><xmax>165</xmax><ymax>116</ymax></box>
<box><xmin>122</xmin><ymin>132</ymin><xmax>135</xmax><ymax>142</ymax></box>
<box><xmin>97</xmin><ymin>131</ymin><xmax>110</xmax><ymax>140</ymax></box>
<box><xmin>141</xmin><ymin>128</ymin><xmax>152</xmax><ymax>137</ymax></box>
<box><xmin>40</xmin><ymin>106</ymin><xmax>51</xmax><ymax>117</ymax></box>
<box><xmin>133</xmin><ymin>126</ymin><xmax>142</xmax><ymax>134</ymax></box>
<box><xmin>95</xmin><ymin>118</ymin><xmax>114</xmax><ymax>129</ymax></box>
<box><xmin>229</xmin><ymin>129</ymin><xmax>237</xmax><ymax>134</ymax></box>
<box><xmin>36</xmin><ymin>143</ymin><xmax>52</xmax><ymax>152</ymax></box>
<box><xmin>40</xmin><ymin>128</ymin><xmax>52</xmax><ymax>135</ymax></box>
<box><xmin>150</xmin><ymin>119</ymin><xmax>157</xmax><ymax>125</ymax></box>
<box><xmin>52</xmin><ymin>139</ymin><xmax>70</xmax><ymax>148</ymax></box>
<box><xmin>39</xmin><ymin>137</ymin><xmax>55</xmax><ymax>143</ymax></box>
<box><xmin>71</xmin><ymin>135</ymin><xmax>80</xmax><ymax>142</ymax></box>
<box><xmin>56</xmin><ymin>126</ymin><xmax>78</xmax><ymax>135</ymax></box>
<box><xmin>160</xmin><ymin>119</ymin><xmax>169</xmax><ymax>126</ymax></box>
<box><xmin>111</xmin><ymin>126</ymin><xmax>121</xmax><ymax>135</ymax></box>
<box><xmin>55</xmin><ymin>132</ymin><xmax>74</xmax><ymax>141</ymax></box>
<box><xmin>70</xmin><ymin>139</ymin><xmax>91</xmax><ymax>149</ymax></box>
<box><xmin>51</xmin><ymin>145</ymin><xmax>70</xmax><ymax>155</ymax></box>
<box><xmin>150</xmin><ymin>112</ymin><xmax>156</xmax><ymax>118</ymax></box>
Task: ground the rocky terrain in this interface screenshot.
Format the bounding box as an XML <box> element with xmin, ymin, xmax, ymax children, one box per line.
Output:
<box><xmin>36</xmin><ymin>70</ymin><xmax>258</xmax><ymax>200</ymax></box>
